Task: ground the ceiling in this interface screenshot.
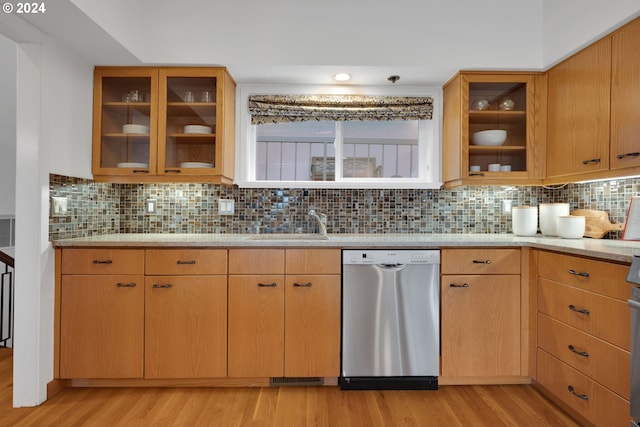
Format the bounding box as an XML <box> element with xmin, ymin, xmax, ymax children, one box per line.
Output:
<box><xmin>3</xmin><ymin>0</ymin><xmax>640</xmax><ymax>86</ymax></box>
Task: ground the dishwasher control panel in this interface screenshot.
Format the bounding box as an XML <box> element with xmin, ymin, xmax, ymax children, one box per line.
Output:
<box><xmin>343</xmin><ymin>250</ymin><xmax>440</xmax><ymax>265</ymax></box>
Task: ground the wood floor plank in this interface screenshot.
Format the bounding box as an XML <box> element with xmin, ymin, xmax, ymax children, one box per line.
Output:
<box><xmin>1</xmin><ymin>348</ymin><xmax>581</xmax><ymax>427</ymax></box>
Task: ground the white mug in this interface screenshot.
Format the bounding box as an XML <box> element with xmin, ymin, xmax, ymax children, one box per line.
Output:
<box><xmin>500</xmin><ymin>165</ymin><xmax>511</xmax><ymax>172</ymax></box>
<box><xmin>470</xmin><ymin>165</ymin><xmax>481</xmax><ymax>172</ymax></box>
<box><xmin>488</xmin><ymin>163</ymin><xmax>501</xmax><ymax>172</ymax></box>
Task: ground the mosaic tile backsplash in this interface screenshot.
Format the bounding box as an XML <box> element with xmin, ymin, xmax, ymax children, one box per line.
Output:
<box><xmin>49</xmin><ymin>174</ymin><xmax>640</xmax><ymax>240</ymax></box>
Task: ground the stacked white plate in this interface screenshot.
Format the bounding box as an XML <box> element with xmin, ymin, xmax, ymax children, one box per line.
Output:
<box><xmin>180</xmin><ymin>162</ymin><xmax>214</xmax><ymax>168</ymax></box>
<box><xmin>116</xmin><ymin>162</ymin><xmax>148</xmax><ymax>168</ymax></box>
<box><xmin>183</xmin><ymin>125</ymin><xmax>213</xmax><ymax>134</ymax></box>
<box><xmin>122</xmin><ymin>124</ymin><xmax>150</xmax><ymax>134</ymax></box>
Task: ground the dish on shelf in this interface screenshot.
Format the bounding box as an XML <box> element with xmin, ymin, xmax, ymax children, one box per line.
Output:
<box><xmin>122</xmin><ymin>124</ymin><xmax>150</xmax><ymax>134</ymax></box>
<box><xmin>183</xmin><ymin>125</ymin><xmax>213</xmax><ymax>134</ymax></box>
<box><xmin>471</xmin><ymin>129</ymin><xmax>507</xmax><ymax>146</ymax></box>
<box><xmin>116</xmin><ymin>162</ymin><xmax>148</xmax><ymax>168</ymax></box>
<box><xmin>179</xmin><ymin>162</ymin><xmax>214</xmax><ymax>168</ymax></box>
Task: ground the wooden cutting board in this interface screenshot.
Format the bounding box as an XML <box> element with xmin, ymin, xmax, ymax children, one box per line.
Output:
<box><xmin>571</xmin><ymin>209</ymin><xmax>625</xmax><ymax>238</ymax></box>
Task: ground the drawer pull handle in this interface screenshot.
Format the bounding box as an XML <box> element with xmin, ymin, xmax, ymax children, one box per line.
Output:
<box><xmin>293</xmin><ymin>282</ymin><xmax>313</xmax><ymax>287</ymax></box>
<box><xmin>450</xmin><ymin>283</ymin><xmax>469</xmax><ymax>288</ymax></box>
<box><xmin>581</xmin><ymin>158</ymin><xmax>601</xmax><ymax>165</ymax></box>
<box><xmin>469</xmin><ymin>172</ymin><xmax>485</xmax><ymax>177</ymax></box>
<box><xmin>616</xmin><ymin>151</ymin><xmax>640</xmax><ymax>159</ymax></box>
<box><xmin>472</xmin><ymin>260</ymin><xmax>491</xmax><ymax>264</ymax></box>
<box><xmin>258</xmin><ymin>282</ymin><xmax>277</xmax><ymax>287</ymax></box>
<box><xmin>568</xmin><ymin>269</ymin><xmax>589</xmax><ymax>278</ymax></box>
<box><xmin>152</xmin><ymin>284</ymin><xmax>173</xmax><ymax>289</ymax></box>
<box><xmin>568</xmin><ymin>304</ymin><xmax>590</xmax><ymax>315</ymax></box>
<box><xmin>116</xmin><ymin>283</ymin><xmax>136</xmax><ymax>288</ymax></box>
<box><xmin>164</xmin><ymin>169</ymin><xmax>182</xmax><ymax>173</ymax></box>
<box><xmin>93</xmin><ymin>260</ymin><xmax>113</xmax><ymax>264</ymax></box>
<box><xmin>132</xmin><ymin>169</ymin><xmax>149</xmax><ymax>174</ymax></box>
<box><xmin>177</xmin><ymin>260</ymin><xmax>196</xmax><ymax>265</ymax></box>
<box><xmin>568</xmin><ymin>345</ymin><xmax>589</xmax><ymax>358</ymax></box>
<box><xmin>567</xmin><ymin>385</ymin><xmax>589</xmax><ymax>400</ymax></box>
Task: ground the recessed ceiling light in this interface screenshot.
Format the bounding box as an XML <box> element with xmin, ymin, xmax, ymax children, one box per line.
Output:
<box><xmin>333</xmin><ymin>73</ymin><xmax>351</xmax><ymax>82</ymax></box>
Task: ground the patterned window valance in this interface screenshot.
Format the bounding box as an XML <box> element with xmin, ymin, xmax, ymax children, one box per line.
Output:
<box><xmin>248</xmin><ymin>94</ymin><xmax>433</xmax><ymax>124</ymax></box>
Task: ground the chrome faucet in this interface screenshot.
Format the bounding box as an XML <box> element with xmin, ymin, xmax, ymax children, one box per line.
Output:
<box><xmin>308</xmin><ymin>209</ymin><xmax>327</xmax><ymax>236</ymax></box>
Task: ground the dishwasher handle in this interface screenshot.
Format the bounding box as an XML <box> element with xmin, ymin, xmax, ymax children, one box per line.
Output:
<box><xmin>629</xmin><ymin>299</ymin><xmax>640</xmax><ymax>311</ymax></box>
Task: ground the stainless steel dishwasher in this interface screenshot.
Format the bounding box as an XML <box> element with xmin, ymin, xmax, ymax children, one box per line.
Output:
<box><xmin>340</xmin><ymin>249</ymin><xmax>440</xmax><ymax>390</ymax></box>
<box><xmin>628</xmin><ymin>256</ymin><xmax>640</xmax><ymax>427</ymax></box>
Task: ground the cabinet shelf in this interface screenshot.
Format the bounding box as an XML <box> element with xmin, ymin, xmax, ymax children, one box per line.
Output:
<box><xmin>103</xmin><ymin>102</ymin><xmax>151</xmax><ymax>113</ymax></box>
<box><xmin>103</xmin><ymin>133</ymin><xmax>150</xmax><ymax>138</ymax></box>
<box><xmin>166</xmin><ymin>102</ymin><xmax>217</xmax><ymax>116</ymax></box>
<box><xmin>469</xmin><ymin>110</ymin><xmax>526</xmax><ymax>124</ymax></box>
<box><xmin>168</xmin><ymin>133</ymin><xmax>216</xmax><ymax>142</ymax></box>
<box><xmin>469</xmin><ymin>145</ymin><xmax>526</xmax><ymax>153</ymax></box>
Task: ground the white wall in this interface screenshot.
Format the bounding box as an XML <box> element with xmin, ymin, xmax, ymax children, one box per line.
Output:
<box><xmin>0</xmin><ymin>33</ymin><xmax>16</xmax><ymax>216</ymax></box>
<box><xmin>543</xmin><ymin>0</ymin><xmax>640</xmax><ymax>67</ymax></box>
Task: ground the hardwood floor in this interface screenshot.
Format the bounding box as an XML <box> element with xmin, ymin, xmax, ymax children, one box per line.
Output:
<box><xmin>1</xmin><ymin>348</ymin><xmax>580</xmax><ymax>427</ymax></box>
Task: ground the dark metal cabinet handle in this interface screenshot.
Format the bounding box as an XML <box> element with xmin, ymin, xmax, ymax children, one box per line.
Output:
<box><xmin>450</xmin><ymin>283</ymin><xmax>469</xmax><ymax>288</ymax></box>
<box><xmin>616</xmin><ymin>152</ymin><xmax>640</xmax><ymax>159</ymax></box>
<box><xmin>468</xmin><ymin>172</ymin><xmax>485</xmax><ymax>177</ymax></box>
<box><xmin>581</xmin><ymin>158</ymin><xmax>601</xmax><ymax>165</ymax></box>
<box><xmin>116</xmin><ymin>283</ymin><xmax>136</xmax><ymax>288</ymax></box>
<box><xmin>177</xmin><ymin>260</ymin><xmax>196</xmax><ymax>265</ymax></box>
<box><xmin>93</xmin><ymin>260</ymin><xmax>113</xmax><ymax>264</ymax></box>
<box><xmin>472</xmin><ymin>260</ymin><xmax>491</xmax><ymax>264</ymax></box>
<box><xmin>132</xmin><ymin>169</ymin><xmax>149</xmax><ymax>174</ymax></box>
<box><xmin>568</xmin><ymin>304</ymin><xmax>590</xmax><ymax>315</ymax></box>
<box><xmin>164</xmin><ymin>169</ymin><xmax>181</xmax><ymax>173</ymax></box>
<box><xmin>567</xmin><ymin>385</ymin><xmax>589</xmax><ymax>400</ymax></box>
<box><xmin>152</xmin><ymin>284</ymin><xmax>173</xmax><ymax>289</ymax></box>
<box><xmin>258</xmin><ymin>282</ymin><xmax>277</xmax><ymax>287</ymax></box>
<box><xmin>568</xmin><ymin>269</ymin><xmax>589</xmax><ymax>278</ymax></box>
<box><xmin>568</xmin><ymin>345</ymin><xmax>589</xmax><ymax>357</ymax></box>
<box><xmin>293</xmin><ymin>282</ymin><xmax>313</xmax><ymax>287</ymax></box>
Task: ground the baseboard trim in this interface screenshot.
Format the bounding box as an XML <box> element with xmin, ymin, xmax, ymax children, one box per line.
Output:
<box><xmin>47</xmin><ymin>379</ymin><xmax>71</xmax><ymax>399</ymax></box>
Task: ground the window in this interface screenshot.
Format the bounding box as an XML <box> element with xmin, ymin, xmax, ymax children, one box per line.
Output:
<box><xmin>236</xmin><ymin>85</ymin><xmax>442</xmax><ymax>189</ymax></box>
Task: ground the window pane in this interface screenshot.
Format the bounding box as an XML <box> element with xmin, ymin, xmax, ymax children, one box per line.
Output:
<box><xmin>342</xmin><ymin>120</ymin><xmax>418</xmax><ymax>178</ymax></box>
<box><xmin>255</xmin><ymin>121</ymin><xmax>335</xmax><ymax>181</ymax></box>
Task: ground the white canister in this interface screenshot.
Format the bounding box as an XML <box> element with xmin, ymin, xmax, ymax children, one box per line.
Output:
<box><xmin>539</xmin><ymin>203</ymin><xmax>570</xmax><ymax>236</ymax></box>
<box><xmin>556</xmin><ymin>215</ymin><xmax>586</xmax><ymax>239</ymax></box>
<box><xmin>512</xmin><ymin>206</ymin><xmax>538</xmax><ymax>236</ymax></box>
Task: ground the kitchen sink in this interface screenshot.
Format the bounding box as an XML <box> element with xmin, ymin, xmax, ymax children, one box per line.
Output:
<box><xmin>248</xmin><ymin>234</ymin><xmax>329</xmax><ymax>241</ymax></box>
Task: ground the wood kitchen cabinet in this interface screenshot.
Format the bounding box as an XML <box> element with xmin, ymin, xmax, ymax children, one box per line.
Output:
<box><xmin>227</xmin><ymin>248</ymin><xmax>340</xmax><ymax>378</ymax></box>
<box><xmin>442</xmin><ymin>72</ymin><xmax>546</xmax><ymax>187</ymax></box>
<box><xmin>59</xmin><ymin>249</ymin><xmax>145</xmax><ymax>379</ymax></box>
<box><xmin>92</xmin><ymin>66</ymin><xmax>235</xmax><ymax>184</ymax></box>
<box><xmin>440</xmin><ymin>248</ymin><xmax>524</xmax><ymax>382</ymax></box>
<box><xmin>535</xmin><ymin>251</ymin><xmax>631</xmax><ymax>427</ymax></box>
<box><xmin>145</xmin><ymin>249</ymin><xmax>228</xmax><ymax>378</ymax></box>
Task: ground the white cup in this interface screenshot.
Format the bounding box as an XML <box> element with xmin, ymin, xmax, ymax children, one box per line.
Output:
<box><xmin>488</xmin><ymin>163</ymin><xmax>501</xmax><ymax>172</ymax></box>
<box><xmin>500</xmin><ymin>165</ymin><xmax>511</xmax><ymax>172</ymax></box>
<box><xmin>512</xmin><ymin>206</ymin><xmax>538</xmax><ymax>236</ymax></box>
<box><xmin>470</xmin><ymin>165</ymin><xmax>481</xmax><ymax>172</ymax></box>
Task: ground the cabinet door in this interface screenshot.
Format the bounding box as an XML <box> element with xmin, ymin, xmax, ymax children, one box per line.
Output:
<box><xmin>158</xmin><ymin>68</ymin><xmax>235</xmax><ymax>182</ymax></box>
<box><xmin>284</xmin><ymin>275</ymin><xmax>340</xmax><ymax>377</ymax></box>
<box><xmin>145</xmin><ymin>275</ymin><xmax>227</xmax><ymax>378</ymax></box>
<box><xmin>441</xmin><ymin>275</ymin><xmax>520</xmax><ymax>377</ymax></box>
<box><xmin>60</xmin><ymin>275</ymin><xmax>144</xmax><ymax>378</ymax></box>
<box><xmin>547</xmin><ymin>37</ymin><xmax>611</xmax><ymax>178</ymax></box>
<box><xmin>92</xmin><ymin>68</ymin><xmax>158</xmax><ymax>177</ymax></box>
<box><xmin>610</xmin><ymin>17</ymin><xmax>640</xmax><ymax>170</ymax></box>
<box><xmin>228</xmin><ymin>275</ymin><xmax>284</xmax><ymax>377</ymax></box>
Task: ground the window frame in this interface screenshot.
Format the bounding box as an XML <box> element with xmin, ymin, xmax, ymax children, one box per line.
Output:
<box><xmin>236</xmin><ymin>83</ymin><xmax>443</xmax><ymax>189</ymax></box>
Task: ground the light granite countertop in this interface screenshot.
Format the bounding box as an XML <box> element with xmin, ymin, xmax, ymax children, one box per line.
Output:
<box><xmin>52</xmin><ymin>233</ymin><xmax>640</xmax><ymax>264</ymax></box>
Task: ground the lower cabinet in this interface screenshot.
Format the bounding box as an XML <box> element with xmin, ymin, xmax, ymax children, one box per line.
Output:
<box><xmin>60</xmin><ymin>274</ymin><xmax>145</xmax><ymax>378</ymax></box>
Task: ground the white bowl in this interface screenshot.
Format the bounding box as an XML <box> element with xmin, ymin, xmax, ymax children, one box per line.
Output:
<box><xmin>116</xmin><ymin>162</ymin><xmax>148</xmax><ymax>168</ymax></box>
<box><xmin>122</xmin><ymin>124</ymin><xmax>149</xmax><ymax>134</ymax></box>
<box><xmin>183</xmin><ymin>125</ymin><xmax>213</xmax><ymax>134</ymax></box>
<box><xmin>556</xmin><ymin>215</ymin><xmax>586</xmax><ymax>239</ymax></box>
<box><xmin>472</xmin><ymin>130</ymin><xmax>507</xmax><ymax>146</ymax></box>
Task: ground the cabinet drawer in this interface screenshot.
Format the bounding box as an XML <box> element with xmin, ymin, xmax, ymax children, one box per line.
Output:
<box><xmin>229</xmin><ymin>249</ymin><xmax>285</xmax><ymax>274</ymax></box>
<box><xmin>537</xmin><ymin>349</ymin><xmax>628</xmax><ymax>427</ymax></box>
<box><xmin>441</xmin><ymin>248</ymin><xmax>520</xmax><ymax>275</ymax></box>
<box><xmin>145</xmin><ymin>249</ymin><xmax>227</xmax><ymax>275</ymax></box>
<box><xmin>538</xmin><ymin>251</ymin><xmax>630</xmax><ymax>301</ymax></box>
<box><xmin>285</xmin><ymin>249</ymin><xmax>341</xmax><ymax>274</ymax></box>
<box><xmin>538</xmin><ymin>313</ymin><xmax>630</xmax><ymax>399</ymax></box>
<box><xmin>538</xmin><ymin>278</ymin><xmax>630</xmax><ymax>350</ymax></box>
<box><xmin>61</xmin><ymin>249</ymin><xmax>144</xmax><ymax>275</ymax></box>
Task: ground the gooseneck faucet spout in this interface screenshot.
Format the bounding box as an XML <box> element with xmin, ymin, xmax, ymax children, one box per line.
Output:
<box><xmin>308</xmin><ymin>209</ymin><xmax>327</xmax><ymax>236</ymax></box>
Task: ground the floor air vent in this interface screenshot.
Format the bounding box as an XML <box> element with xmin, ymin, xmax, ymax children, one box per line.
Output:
<box><xmin>269</xmin><ymin>377</ymin><xmax>324</xmax><ymax>387</ymax></box>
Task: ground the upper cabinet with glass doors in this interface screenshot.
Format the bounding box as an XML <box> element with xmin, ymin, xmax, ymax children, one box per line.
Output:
<box><xmin>442</xmin><ymin>72</ymin><xmax>546</xmax><ymax>188</ymax></box>
<box><xmin>92</xmin><ymin>67</ymin><xmax>236</xmax><ymax>184</ymax></box>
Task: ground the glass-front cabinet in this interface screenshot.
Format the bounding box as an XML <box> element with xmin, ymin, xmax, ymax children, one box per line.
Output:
<box><xmin>93</xmin><ymin>67</ymin><xmax>236</xmax><ymax>184</ymax></box>
<box><xmin>442</xmin><ymin>72</ymin><xmax>546</xmax><ymax>187</ymax></box>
